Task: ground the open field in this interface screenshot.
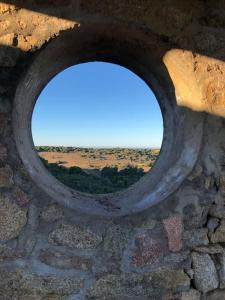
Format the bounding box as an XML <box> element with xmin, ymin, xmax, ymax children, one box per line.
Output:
<box><xmin>36</xmin><ymin>147</ymin><xmax>160</xmax><ymax>194</ymax></box>
<box><xmin>37</xmin><ymin>147</ymin><xmax>160</xmax><ymax>172</ymax></box>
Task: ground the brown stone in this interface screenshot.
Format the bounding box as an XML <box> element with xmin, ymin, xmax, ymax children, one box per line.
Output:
<box><xmin>49</xmin><ymin>223</ymin><xmax>102</xmax><ymax>249</ymax></box>
<box><xmin>0</xmin><ymin>197</ymin><xmax>27</xmax><ymax>241</ymax></box>
<box><xmin>0</xmin><ymin>144</ymin><xmax>7</xmax><ymax>161</ymax></box>
<box><xmin>13</xmin><ymin>187</ymin><xmax>31</xmax><ymax>205</ymax></box>
<box><xmin>0</xmin><ymin>267</ymin><xmax>83</xmax><ymax>299</ymax></box>
<box><xmin>0</xmin><ymin>3</ymin><xmax>16</xmax><ymax>14</ymax></box>
<box><xmin>163</xmin><ymin>50</ymin><xmax>225</xmax><ymax>118</ymax></box>
<box><xmin>0</xmin><ymin>165</ymin><xmax>13</xmax><ymax>188</ymax></box>
<box><xmin>163</xmin><ymin>215</ymin><xmax>183</xmax><ymax>252</ymax></box>
<box><xmin>0</xmin><ymin>20</ymin><xmax>10</xmax><ymax>32</ymax></box>
<box><xmin>132</xmin><ymin>228</ymin><xmax>167</xmax><ymax>267</ymax></box>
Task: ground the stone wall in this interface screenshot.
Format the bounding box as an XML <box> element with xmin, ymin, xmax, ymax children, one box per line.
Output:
<box><xmin>1</xmin><ymin>1</ymin><xmax>225</xmax><ymax>299</ymax></box>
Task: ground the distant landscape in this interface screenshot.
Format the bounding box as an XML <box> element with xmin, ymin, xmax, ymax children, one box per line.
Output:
<box><xmin>36</xmin><ymin>147</ymin><xmax>160</xmax><ymax>194</ymax></box>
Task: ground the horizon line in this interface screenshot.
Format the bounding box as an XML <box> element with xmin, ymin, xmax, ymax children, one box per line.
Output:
<box><xmin>35</xmin><ymin>145</ymin><xmax>161</xmax><ymax>149</ymax></box>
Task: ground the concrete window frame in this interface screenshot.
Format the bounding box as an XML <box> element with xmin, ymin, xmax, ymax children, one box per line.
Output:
<box><xmin>13</xmin><ymin>24</ymin><xmax>203</xmax><ymax>217</ymax></box>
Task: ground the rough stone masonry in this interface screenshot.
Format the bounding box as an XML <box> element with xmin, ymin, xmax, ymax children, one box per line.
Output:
<box><xmin>1</xmin><ymin>0</ymin><xmax>225</xmax><ymax>299</ymax></box>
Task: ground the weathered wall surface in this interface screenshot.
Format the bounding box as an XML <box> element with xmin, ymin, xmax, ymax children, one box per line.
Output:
<box><xmin>1</xmin><ymin>1</ymin><xmax>225</xmax><ymax>299</ymax></box>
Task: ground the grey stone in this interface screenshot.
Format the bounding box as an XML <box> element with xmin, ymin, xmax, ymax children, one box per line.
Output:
<box><xmin>13</xmin><ymin>187</ymin><xmax>31</xmax><ymax>206</ymax></box>
<box><xmin>163</xmin><ymin>251</ymin><xmax>190</xmax><ymax>264</ymax></box>
<box><xmin>0</xmin><ymin>267</ymin><xmax>83</xmax><ymax>299</ymax></box>
<box><xmin>41</xmin><ymin>204</ymin><xmax>64</xmax><ymax>222</ymax></box>
<box><xmin>147</xmin><ymin>267</ymin><xmax>190</xmax><ymax>291</ymax></box>
<box><xmin>187</xmin><ymin>165</ymin><xmax>203</xmax><ymax>181</ymax></box>
<box><xmin>217</xmin><ymin>252</ymin><xmax>225</xmax><ymax>288</ymax></box>
<box><xmin>219</xmin><ymin>175</ymin><xmax>225</xmax><ymax>196</ymax></box>
<box><xmin>194</xmin><ymin>244</ymin><xmax>223</xmax><ymax>254</ymax></box>
<box><xmin>183</xmin><ymin>204</ymin><xmax>208</xmax><ymax>229</ymax></box>
<box><xmin>205</xmin><ymin>176</ymin><xmax>213</xmax><ymax>190</ymax></box>
<box><xmin>86</xmin><ymin>268</ymin><xmax>190</xmax><ymax>299</ymax></box>
<box><xmin>185</xmin><ymin>268</ymin><xmax>194</xmax><ymax>279</ymax></box>
<box><xmin>208</xmin><ymin>289</ymin><xmax>225</xmax><ymax>300</ymax></box>
<box><xmin>0</xmin><ymin>196</ymin><xmax>27</xmax><ymax>241</ymax></box>
<box><xmin>40</xmin><ymin>250</ymin><xmax>93</xmax><ymax>271</ymax></box>
<box><xmin>103</xmin><ymin>224</ymin><xmax>132</xmax><ymax>260</ymax></box>
<box><xmin>211</xmin><ymin>219</ymin><xmax>225</xmax><ymax>243</ymax></box>
<box><xmin>181</xmin><ymin>289</ymin><xmax>200</xmax><ymax>300</ymax></box>
<box><xmin>0</xmin><ymin>244</ymin><xmax>20</xmax><ymax>261</ymax></box>
<box><xmin>183</xmin><ymin>228</ymin><xmax>209</xmax><ymax>248</ymax></box>
<box><xmin>209</xmin><ymin>204</ymin><xmax>225</xmax><ymax>219</ymax></box>
<box><xmin>207</xmin><ymin>217</ymin><xmax>220</xmax><ymax>235</ymax></box>
<box><xmin>86</xmin><ymin>273</ymin><xmax>148</xmax><ymax>299</ymax></box>
<box><xmin>0</xmin><ymin>45</ymin><xmax>20</xmax><ymax>68</ymax></box>
<box><xmin>49</xmin><ymin>223</ymin><xmax>102</xmax><ymax>249</ymax></box>
<box><xmin>192</xmin><ymin>252</ymin><xmax>218</xmax><ymax>293</ymax></box>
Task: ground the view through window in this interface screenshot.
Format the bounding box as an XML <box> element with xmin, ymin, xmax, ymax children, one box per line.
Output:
<box><xmin>32</xmin><ymin>62</ymin><xmax>163</xmax><ymax>194</ymax></box>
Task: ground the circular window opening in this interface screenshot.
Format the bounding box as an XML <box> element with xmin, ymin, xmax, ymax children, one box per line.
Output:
<box><xmin>13</xmin><ymin>28</ymin><xmax>203</xmax><ymax>217</ymax></box>
<box><xmin>32</xmin><ymin>62</ymin><xmax>163</xmax><ymax>195</ymax></box>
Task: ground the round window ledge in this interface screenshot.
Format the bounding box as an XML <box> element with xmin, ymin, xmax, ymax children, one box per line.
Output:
<box><xmin>13</xmin><ymin>24</ymin><xmax>203</xmax><ymax>217</ymax></box>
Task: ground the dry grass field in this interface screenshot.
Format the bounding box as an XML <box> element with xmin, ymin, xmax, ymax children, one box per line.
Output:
<box><xmin>38</xmin><ymin>148</ymin><xmax>160</xmax><ymax>172</ymax></box>
<box><xmin>36</xmin><ymin>147</ymin><xmax>160</xmax><ymax>194</ymax></box>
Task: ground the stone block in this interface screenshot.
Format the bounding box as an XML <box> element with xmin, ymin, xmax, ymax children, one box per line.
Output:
<box><xmin>13</xmin><ymin>187</ymin><xmax>31</xmax><ymax>206</ymax></box>
<box><xmin>41</xmin><ymin>204</ymin><xmax>64</xmax><ymax>222</ymax></box>
<box><xmin>183</xmin><ymin>228</ymin><xmax>209</xmax><ymax>248</ymax></box>
<box><xmin>192</xmin><ymin>252</ymin><xmax>218</xmax><ymax>293</ymax></box>
<box><xmin>0</xmin><ymin>244</ymin><xmax>20</xmax><ymax>261</ymax></box>
<box><xmin>163</xmin><ymin>215</ymin><xmax>183</xmax><ymax>252</ymax></box>
<box><xmin>217</xmin><ymin>252</ymin><xmax>225</xmax><ymax>288</ymax></box>
<box><xmin>194</xmin><ymin>244</ymin><xmax>223</xmax><ymax>254</ymax></box>
<box><xmin>0</xmin><ymin>196</ymin><xmax>27</xmax><ymax>241</ymax></box>
<box><xmin>40</xmin><ymin>250</ymin><xmax>93</xmax><ymax>271</ymax></box>
<box><xmin>207</xmin><ymin>217</ymin><xmax>220</xmax><ymax>235</ymax></box>
<box><xmin>0</xmin><ymin>144</ymin><xmax>7</xmax><ymax>161</ymax></box>
<box><xmin>211</xmin><ymin>219</ymin><xmax>225</xmax><ymax>243</ymax></box>
<box><xmin>86</xmin><ymin>268</ymin><xmax>190</xmax><ymax>299</ymax></box>
<box><xmin>147</xmin><ymin>267</ymin><xmax>190</xmax><ymax>291</ymax></box>
<box><xmin>209</xmin><ymin>204</ymin><xmax>225</xmax><ymax>219</ymax></box>
<box><xmin>132</xmin><ymin>227</ymin><xmax>167</xmax><ymax>267</ymax></box>
<box><xmin>0</xmin><ymin>165</ymin><xmax>13</xmax><ymax>188</ymax></box>
<box><xmin>0</xmin><ymin>3</ymin><xmax>16</xmax><ymax>14</ymax></box>
<box><xmin>0</xmin><ymin>267</ymin><xmax>83</xmax><ymax>299</ymax></box>
<box><xmin>103</xmin><ymin>223</ymin><xmax>132</xmax><ymax>261</ymax></box>
<box><xmin>181</xmin><ymin>289</ymin><xmax>200</xmax><ymax>300</ymax></box>
<box><xmin>208</xmin><ymin>289</ymin><xmax>225</xmax><ymax>300</ymax></box>
<box><xmin>49</xmin><ymin>223</ymin><xmax>102</xmax><ymax>249</ymax></box>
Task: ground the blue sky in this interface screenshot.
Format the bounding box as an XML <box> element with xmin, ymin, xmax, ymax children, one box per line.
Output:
<box><xmin>32</xmin><ymin>62</ymin><xmax>163</xmax><ymax>148</ymax></box>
